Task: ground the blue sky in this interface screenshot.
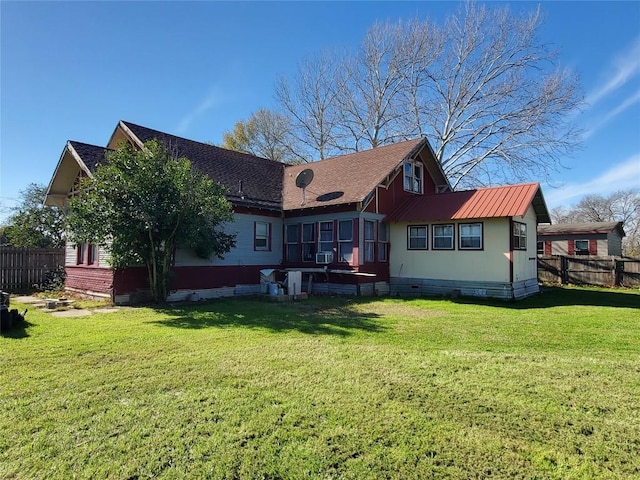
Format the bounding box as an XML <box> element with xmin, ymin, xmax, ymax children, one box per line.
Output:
<box><xmin>1</xmin><ymin>1</ymin><xmax>639</xmax><ymax>222</ymax></box>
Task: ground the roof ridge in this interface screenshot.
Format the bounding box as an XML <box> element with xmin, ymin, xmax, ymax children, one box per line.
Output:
<box><xmin>120</xmin><ymin>120</ymin><xmax>283</xmax><ymax>166</ymax></box>
<box><xmin>68</xmin><ymin>140</ymin><xmax>112</xmax><ymax>150</ymax></box>
<box><xmin>284</xmin><ymin>137</ymin><xmax>424</xmax><ymax>168</ymax></box>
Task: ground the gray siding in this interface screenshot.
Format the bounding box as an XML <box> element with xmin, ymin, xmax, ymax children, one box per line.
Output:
<box><xmin>607</xmin><ymin>231</ymin><xmax>623</xmax><ymax>256</ymax></box>
<box><xmin>175</xmin><ymin>213</ymin><xmax>283</xmax><ymax>267</ymax></box>
<box><xmin>390</xmin><ymin>277</ymin><xmax>539</xmax><ymax>300</ymax></box>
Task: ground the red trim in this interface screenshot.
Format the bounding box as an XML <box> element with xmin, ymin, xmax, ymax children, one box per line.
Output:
<box><xmin>589</xmin><ymin>239</ymin><xmax>598</xmax><ymax>255</ymax></box>
<box><xmin>352</xmin><ymin>218</ymin><xmax>359</xmax><ymax>267</ymax></box>
<box><xmin>568</xmin><ymin>240</ymin><xmax>575</xmax><ymax>255</ymax></box>
<box><xmin>544</xmin><ymin>241</ymin><xmax>552</xmax><ymax>255</ymax></box>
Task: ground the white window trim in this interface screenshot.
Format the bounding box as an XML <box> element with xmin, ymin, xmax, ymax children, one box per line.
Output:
<box><xmin>403</xmin><ymin>159</ymin><xmax>423</xmax><ymax>194</ymax></box>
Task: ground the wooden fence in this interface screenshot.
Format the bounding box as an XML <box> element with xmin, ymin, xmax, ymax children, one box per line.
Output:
<box><xmin>0</xmin><ymin>248</ymin><xmax>65</xmax><ymax>292</ymax></box>
<box><xmin>538</xmin><ymin>256</ymin><xmax>640</xmax><ymax>288</ymax></box>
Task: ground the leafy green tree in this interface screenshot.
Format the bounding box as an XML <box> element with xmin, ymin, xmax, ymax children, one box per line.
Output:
<box><xmin>67</xmin><ymin>140</ymin><xmax>236</xmax><ymax>303</ymax></box>
<box><xmin>4</xmin><ymin>183</ymin><xmax>65</xmax><ymax>248</ymax></box>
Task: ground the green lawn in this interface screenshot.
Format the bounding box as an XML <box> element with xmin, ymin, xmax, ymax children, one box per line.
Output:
<box><xmin>1</xmin><ymin>286</ymin><xmax>639</xmax><ymax>479</ymax></box>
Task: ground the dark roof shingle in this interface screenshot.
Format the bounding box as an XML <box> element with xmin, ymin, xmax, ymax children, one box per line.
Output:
<box><xmin>537</xmin><ymin>222</ymin><xmax>625</xmax><ymax>236</ymax></box>
<box><xmin>68</xmin><ymin>141</ymin><xmax>110</xmax><ymax>172</ymax></box>
<box><xmin>121</xmin><ymin>121</ymin><xmax>285</xmax><ymax>211</ymax></box>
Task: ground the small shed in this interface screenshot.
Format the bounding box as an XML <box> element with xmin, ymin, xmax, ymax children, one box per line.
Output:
<box><xmin>537</xmin><ymin>222</ymin><xmax>625</xmax><ymax>257</ymax></box>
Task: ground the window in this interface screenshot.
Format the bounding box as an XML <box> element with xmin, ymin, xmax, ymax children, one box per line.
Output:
<box><xmin>378</xmin><ymin>222</ymin><xmax>389</xmax><ymax>262</ymax></box>
<box><xmin>575</xmin><ymin>240</ymin><xmax>589</xmax><ymax>255</ymax></box>
<box><xmin>254</xmin><ymin>221</ymin><xmax>271</xmax><ymax>251</ymax></box>
<box><xmin>88</xmin><ymin>244</ymin><xmax>97</xmax><ymax>265</ymax></box>
<box><xmin>338</xmin><ymin>220</ymin><xmax>353</xmax><ymax>263</ymax></box>
<box><xmin>76</xmin><ymin>243</ymin><xmax>97</xmax><ymax>265</ymax></box>
<box><xmin>404</xmin><ymin>159</ymin><xmax>423</xmax><ymax>193</ymax></box>
<box><xmin>433</xmin><ymin>224</ymin><xmax>454</xmax><ymax>250</ymax></box>
<box><xmin>513</xmin><ymin>222</ymin><xmax>527</xmax><ymax>250</ymax></box>
<box><xmin>285</xmin><ymin>224</ymin><xmax>299</xmax><ymax>262</ymax></box>
<box><xmin>537</xmin><ymin>241</ymin><xmax>544</xmax><ymax>255</ymax></box>
<box><xmin>319</xmin><ymin>221</ymin><xmax>333</xmax><ymax>253</ymax></box>
<box><xmin>76</xmin><ymin>243</ymin><xmax>86</xmax><ymax>265</ymax></box>
<box><xmin>459</xmin><ymin>223</ymin><xmax>483</xmax><ymax>250</ymax></box>
<box><xmin>364</xmin><ymin>220</ymin><xmax>375</xmax><ymax>263</ymax></box>
<box><xmin>302</xmin><ymin>223</ymin><xmax>316</xmax><ymax>262</ymax></box>
<box><xmin>408</xmin><ymin>225</ymin><xmax>428</xmax><ymax>249</ymax></box>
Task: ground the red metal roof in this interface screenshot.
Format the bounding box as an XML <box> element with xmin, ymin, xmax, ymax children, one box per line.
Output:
<box><xmin>386</xmin><ymin>182</ymin><xmax>550</xmax><ymax>223</ymax></box>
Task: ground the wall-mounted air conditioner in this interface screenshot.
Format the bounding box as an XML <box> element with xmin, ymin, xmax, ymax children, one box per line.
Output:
<box><xmin>316</xmin><ymin>252</ymin><xmax>333</xmax><ymax>264</ymax></box>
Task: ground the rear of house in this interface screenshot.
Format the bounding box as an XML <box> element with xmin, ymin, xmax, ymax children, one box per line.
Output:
<box><xmin>45</xmin><ymin>120</ymin><xmax>552</xmax><ymax>302</ymax></box>
<box><xmin>386</xmin><ymin>184</ymin><xmax>549</xmax><ymax>299</ymax></box>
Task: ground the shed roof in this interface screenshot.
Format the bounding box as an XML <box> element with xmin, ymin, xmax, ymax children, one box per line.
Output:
<box><xmin>115</xmin><ymin>121</ymin><xmax>285</xmax><ymax>211</ymax></box>
<box><xmin>537</xmin><ymin>221</ymin><xmax>625</xmax><ymax>237</ymax></box>
<box><xmin>282</xmin><ymin>138</ymin><xmax>434</xmax><ymax>211</ymax></box>
<box><xmin>386</xmin><ymin>182</ymin><xmax>551</xmax><ymax>223</ymax></box>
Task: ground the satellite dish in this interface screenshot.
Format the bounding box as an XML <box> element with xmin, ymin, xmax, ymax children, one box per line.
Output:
<box><xmin>295</xmin><ymin>169</ymin><xmax>314</xmax><ymax>205</ymax></box>
<box><xmin>295</xmin><ymin>169</ymin><xmax>314</xmax><ymax>188</ymax></box>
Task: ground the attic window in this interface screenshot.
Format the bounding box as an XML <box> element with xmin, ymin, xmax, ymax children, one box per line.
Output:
<box><xmin>404</xmin><ymin>159</ymin><xmax>423</xmax><ymax>194</ymax></box>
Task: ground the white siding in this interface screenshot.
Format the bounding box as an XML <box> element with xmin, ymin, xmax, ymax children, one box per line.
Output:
<box><xmin>551</xmin><ymin>240</ymin><xmax>568</xmax><ymax>256</ymax></box>
<box><xmin>174</xmin><ymin>213</ymin><xmax>283</xmax><ymax>267</ymax></box>
<box><xmin>65</xmin><ymin>243</ymin><xmax>77</xmax><ymax>266</ymax></box>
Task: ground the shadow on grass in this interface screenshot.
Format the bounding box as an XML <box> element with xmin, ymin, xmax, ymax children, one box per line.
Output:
<box><xmin>150</xmin><ymin>298</ymin><xmax>387</xmax><ymax>336</ymax></box>
<box><xmin>0</xmin><ymin>320</ymin><xmax>32</xmax><ymax>339</ymax></box>
<box><xmin>454</xmin><ymin>285</ymin><xmax>639</xmax><ymax>310</ymax></box>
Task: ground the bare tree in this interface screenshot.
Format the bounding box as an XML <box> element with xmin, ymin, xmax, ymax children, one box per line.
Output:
<box><xmin>428</xmin><ymin>2</ymin><xmax>582</xmax><ymax>188</ymax></box>
<box><xmin>273</xmin><ymin>1</ymin><xmax>582</xmax><ymax>187</ymax></box>
<box><xmin>334</xmin><ymin>19</ymin><xmax>441</xmax><ymax>152</ymax></box>
<box><xmin>275</xmin><ymin>52</ymin><xmax>346</xmax><ymax>161</ymax></box>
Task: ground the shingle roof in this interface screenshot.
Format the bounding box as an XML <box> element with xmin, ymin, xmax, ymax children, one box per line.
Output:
<box><xmin>282</xmin><ymin>138</ymin><xmax>426</xmax><ymax>211</ymax></box>
<box><xmin>538</xmin><ymin>222</ymin><xmax>625</xmax><ymax>236</ymax></box>
<box><xmin>120</xmin><ymin>121</ymin><xmax>285</xmax><ymax>211</ymax></box>
<box><xmin>386</xmin><ymin>182</ymin><xmax>550</xmax><ymax>223</ymax></box>
<box><xmin>68</xmin><ymin>141</ymin><xmax>110</xmax><ymax>172</ymax></box>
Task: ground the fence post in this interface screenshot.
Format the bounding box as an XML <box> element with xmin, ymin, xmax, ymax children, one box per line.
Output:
<box><xmin>561</xmin><ymin>256</ymin><xmax>568</xmax><ymax>285</ymax></box>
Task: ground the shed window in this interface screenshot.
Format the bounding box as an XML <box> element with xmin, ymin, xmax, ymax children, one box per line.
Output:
<box><xmin>575</xmin><ymin>240</ymin><xmax>589</xmax><ymax>255</ymax></box>
<box><xmin>459</xmin><ymin>223</ymin><xmax>483</xmax><ymax>250</ymax></box>
<box><xmin>403</xmin><ymin>160</ymin><xmax>423</xmax><ymax>194</ymax></box>
<box><xmin>408</xmin><ymin>225</ymin><xmax>428</xmax><ymax>250</ymax></box>
<box><xmin>537</xmin><ymin>241</ymin><xmax>544</xmax><ymax>255</ymax></box>
<box><xmin>433</xmin><ymin>224</ymin><xmax>454</xmax><ymax>250</ymax></box>
<box><xmin>338</xmin><ymin>220</ymin><xmax>353</xmax><ymax>263</ymax></box>
<box><xmin>513</xmin><ymin>222</ymin><xmax>527</xmax><ymax>250</ymax></box>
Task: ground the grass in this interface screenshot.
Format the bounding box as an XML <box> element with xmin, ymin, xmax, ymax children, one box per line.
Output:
<box><xmin>1</xmin><ymin>286</ymin><xmax>639</xmax><ymax>479</ymax></box>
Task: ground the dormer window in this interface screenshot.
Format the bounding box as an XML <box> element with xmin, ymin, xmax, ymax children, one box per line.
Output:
<box><xmin>404</xmin><ymin>159</ymin><xmax>423</xmax><ymax>194</ymax></box>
